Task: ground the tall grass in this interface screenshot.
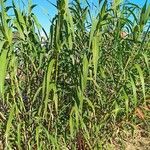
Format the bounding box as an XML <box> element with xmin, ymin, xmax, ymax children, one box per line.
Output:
<box><xmin>0</xmin><ymin>0</ymin><xmax>150</xmax><ymax>149</ymax></box>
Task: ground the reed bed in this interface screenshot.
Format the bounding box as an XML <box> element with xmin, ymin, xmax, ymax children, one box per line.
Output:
<box><xmin>0</xmin><ymin>0</ymin><xmax>150</xmax><ymax>149</ymax></box>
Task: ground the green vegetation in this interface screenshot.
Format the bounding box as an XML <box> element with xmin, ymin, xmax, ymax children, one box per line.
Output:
<box><xmin>0</xmin><ymin>0</ymin><xmax>150</xmax><ymax>149</ymax></box>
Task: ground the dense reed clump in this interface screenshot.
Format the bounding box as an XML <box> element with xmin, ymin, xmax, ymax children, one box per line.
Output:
<box><xmin>0</xmin><ymin>0</ymin><xmax>150</xmax><ymax>149</ymax></box>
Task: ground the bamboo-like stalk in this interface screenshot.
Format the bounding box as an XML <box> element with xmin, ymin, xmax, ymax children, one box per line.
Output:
<box><xmin>0</xmin><ymin>0</ymin><xmax>149</xmax><ymax>149</ymax></box>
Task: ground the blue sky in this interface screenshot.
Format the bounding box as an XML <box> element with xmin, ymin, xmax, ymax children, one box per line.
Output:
<box><xmin>33</xmin><ymin>0</ymin><xmax>150</xmax><ymax>33</ymax></box>
<box><xmin>4</xmin><ymin>0</ymin><xmax>150</xmax><ymax>33</ymax></box>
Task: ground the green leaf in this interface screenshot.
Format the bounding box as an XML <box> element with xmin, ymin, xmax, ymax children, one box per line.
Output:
<box><xmin>5</xmin><ymin>104</ymin><xmax>15</xmax><ymax>143</ymax></box>
<box><xmin>43</xmin><ymin>59</ymin><xmax>55</xmax><ymax>118</ymax></box>
<box><xmin>135</xmin><ymin>64</ymin><xmax>146</xmax><ymax>101</ymax></box>
<box><xmin>81</xmin><ymin>54</ymin><xmax>89</xmax><ymax>91</ymax></box>
<box><xmin>69</xmin><ymin>106</ymin><xmax>75</xmax><ymax>138</ymax></box>
<box><xmin>89</xmin><ymin>18</ymin><xmax>98</xmax><ymax>48</ymax></box>
<box><xmin>130</xmin><ymin>75</ymin><xmax>137</xmax><ymax>107</ymax></box>
<box><xmin>92</xmin><ymin>34</ymin><xmax>100</xmax><ymax>79</ymax></box>
<box><xmin>0</xmin><ymin>50</ymin><xmax>8</xmax><ymax>97</ymax></box>
<box><xmin>123</xmin><ymin>88</ymin><xmax>129</xmax><ymax>119</ymax></box>
<box><xmin>0</xmin><ymin>40</ymin><xmax>6</xmax><ymax>53</ymax></box>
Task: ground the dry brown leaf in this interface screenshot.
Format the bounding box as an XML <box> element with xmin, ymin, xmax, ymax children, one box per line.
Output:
<box><xmin>135</xmin><ymin>107</ymin><xmax>145</xmax><ymax>120</ymax></box>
